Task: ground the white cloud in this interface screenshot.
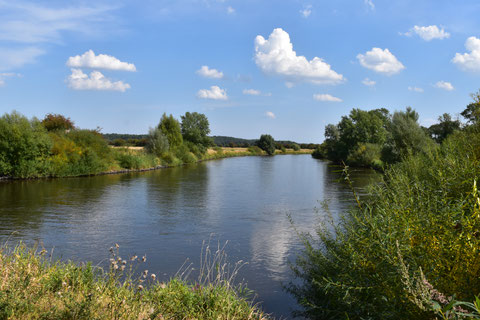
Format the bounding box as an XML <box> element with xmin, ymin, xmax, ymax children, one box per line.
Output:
<box><xmin>300</xmin><ymin>5</ymin><xmax>312</xmax><ymax>18</ymax></box>
<box><xmin>0</xmin><ymin>72</ymin><xmax>21</xmax><ymax>86</ymax></box>
<box><xmin>265</xmin><ymin>111</ymin><xmax>276</xmax><ymax>119</ymax></box>
<box><xmin>227</xmin><ymin>6</ymin><xmax>235</xmax><ymax>14</ymax></box>
<box><xmin>357</xmin><ymin>48</ymin><xmax>405</xmax><ymax>75</ymax></box>
<box><xmin>452</xmin><ymin>36</ymin><xmax>480</xmax><ymax>72</ymax></box>
<box><xmin>404</xmin><ymin>25</ymin><xmax>450</xmax><ymax>41</ymax></box>
<box><xmin>362</xmin><ymin>78</ymin><xmax>376</xmax><ymax>87</ymax></box>
<box><xmin>66</xmin><ymin>50</ymin><xmax>136</xmax><ymax>71</ymax></box>
<box><xmin>285</xmin><ymin>82</ymin><xmax>295</xmax><ymax>88</ymax></box>
<box><xmin>243</xmin><ymin>89</ymin><xmax>261</xmax><ymax>96</ymax></box>
<box><xmin>408</xmin><ymin>86</ymin><xmax>424</xmax><ymax>93</ymax></box>
<box><xmin>435</xmin><ymin>81</ymin><xmax>454</xmax><ymax>91</ymax></box>
<box><xmin>197</xmin><ymin>85</ymin><xmax>228</xmax><ymax>100</ymax></box>
<box><xmin>364</xmin><ymin>0</ymin><xmax>375</xmax><ymax>10</ymax></box>
<box><xmin>254</xmin><ymin>28</ymin><xmax>344</xmax><ymax>85</ymax></box>
<box><xmin>196</xmin><ymin>66</ymin><xmax>224</xmax><ymax>79</ymax></box>
<box><xmin>313</xmin><ymin>93</ymin><xmax>342</xmax><ymax>102</ymax></box>
<box><xmin>0</xmin><ymin>1</ymin><xmax>117</xmax><ymax>44</ymax></box>
<box><xmin>67</xmin><ymin>68</ymin><xmax>130</xmax><ymax>92</ymax></box>
<box><xmin>0</xmin><ymin>47</ymin><xmax>44</xmax><ymax>71</ymax></box>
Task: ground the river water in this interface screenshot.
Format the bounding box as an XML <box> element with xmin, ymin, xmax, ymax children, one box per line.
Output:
<box><xmin>0</xmin><ymin>155</ymin><xmax>378</xmax><ymax>319</ymax></box>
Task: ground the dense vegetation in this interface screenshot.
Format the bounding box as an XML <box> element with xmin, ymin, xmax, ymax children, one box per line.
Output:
<box><xmin>0</xmin><ymin>243</ymin><xmax>268</xmax><ymax>320</ymax></box>
<box><xmin>312</xmin><ymin>105</ymin><xmax>463</xmax><ymax>169</ymax></box>
<box><xmin>0</xmin><ymin>111</ymin><xmax>309</xmax><ymax>179</ymax></box>
<box><xmin>290</xmin><ymin>91</ymin><xmax>480</xmax><ymax>319</ymax></box>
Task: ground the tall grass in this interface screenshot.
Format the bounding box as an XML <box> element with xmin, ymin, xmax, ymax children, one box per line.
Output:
<box><xmin>0</xmin><ymin>242</ymin><xmax>269</xmax><ymax>320</ymax></box>
<box><xmin>289</xmin><ymin>125</ymin><xmax>480</xmax><ymax>319</ymax></box>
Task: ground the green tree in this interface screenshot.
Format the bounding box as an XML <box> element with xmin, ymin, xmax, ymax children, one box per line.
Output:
<box><xmin>145</xmin><ymin>127</ymin><xmax>169</xmax><ymax>157</ymax></box>
<box><xmin>461</xmin><ymin>90</ymin><xmax>480</xmax><ymax>124</ymax></box>
<box><xmin>0</xmin><ymin>111</ymin><xmax>52</xmax><ymax>177</ymax></box>
<box><xmin>158</xmin><ymin>113</ymin><xmax>183</xmax><ymax>149</ymax></box>
<box><xmin>41</xmin><ymin>113</ymin><xmax>75</xmax><ymax>132</ymax></box>
<box><xmin>256</xmin><ymin>134</ymin><xmax>275</xmax><ymax>155</ymax></box>
<box><xmin>428</xmin><ymin>113</ymin><xmax>461</xmax><ymax>143</ymax></box>
<box><xmin>180</xmin><ymin>112</ymin><xmax>212</xmax><ymax>151</ymax></box>
<box><xmin>382</xmin><ymin>107</ymin><xmax>433</xmax><ymax>163</ymax></box>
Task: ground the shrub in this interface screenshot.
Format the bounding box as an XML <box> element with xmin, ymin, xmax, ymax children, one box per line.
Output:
<box><xmin>0</xmin><ymin>111</ymin><xmax>52</xmax><ymax>178</ymax></box>
<box><xmin>256</xmin><ymin>134</ymin><xmax>275</xmax><ymax>155</ymax></box>
<box><xmin>311</xmin><ymin>145</ymin><xmax>326</xmax><ymax>159</ymax></box>
<box><xmin>247</xmin><ymin>146</ymin><xmax>263</xmax><ymax>155</ymax></box>
<box><xmin>115</xmin><ymin>152</ymin><xmax>143</xmax><ymax>169</ymax></box>
<box><xmin>41</xmin><ymin>113</ymin><xmax>75</xmax><ymax>132</ymax></box>
<box><xmin>145</xmin><ymin>127</ymin><xmax>169</xmax><ymax>157</ymax></box>
<box><xmin>292</xmin><ymin>143</ymin><xmax>301</xmax><ymax>151</ymax></box>
<box><xmin>289</xmin><ymin>125</ymin><xmax>480</xmax><ymax>319</ymax></box>
<box><xmin>346</xmin><ymin>142</ymin><xmax>382</xmax><ymax>168</ymax></box>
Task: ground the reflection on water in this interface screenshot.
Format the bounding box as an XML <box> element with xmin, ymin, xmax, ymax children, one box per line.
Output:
<box><xmin>0</xmin><ymin>155</ymin><xmax>378</xmax><ymax>319</ymax></box>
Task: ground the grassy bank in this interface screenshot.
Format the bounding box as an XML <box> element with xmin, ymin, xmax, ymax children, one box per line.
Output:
<box><xmin>289</xmin><ymin>124</ymin><xmax>480</xmax><ymax>319</ymax></box>
<box><xmin>0</xmin><ymin>244</ymin><xmax>268</xmax><ymax>320</ymax></box>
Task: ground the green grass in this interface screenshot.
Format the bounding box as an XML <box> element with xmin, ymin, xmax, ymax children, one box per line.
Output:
<box><xmin>0</xmin><ymin>243</ymin><xmax>269</xmax><ymax>320</ymax></box>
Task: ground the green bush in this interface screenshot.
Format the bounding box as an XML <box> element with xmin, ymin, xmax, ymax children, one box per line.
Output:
<box><xmin>290</xmin><ymin>125</ymin><xmax>480</xmax><ymax>319</ymax></box>
<box><xmin>256</xmin><ymin>134</ymin><xmax>275</xmax><ymax>155</ymax></box>
<box><xmin>346</xmin><ymin>143</ymin><xmax>382</xmax><ymax>168</ymax></box>
<box><xmin>115</xmin><ymin>152</ymin><xmax>143</xmax><ymax>169</ymax></box>
<box><xmin>247</xmin><ymin>146</ymin><xmax>263</xmax><ymax>155</ymax></box>
<box><xmin>0</xmin><ymin>111</ymin><xmax>52</xmax><ymax>178</ymax></box>
<box><xmin>145</xmin><ymin>127</ymin><xmax>169</xmax><ymax>157</ymax></box>
<box><xmin>292</xmin><ymin>143</ymin><xmax>301</xmax><ymax>151</ymax></box>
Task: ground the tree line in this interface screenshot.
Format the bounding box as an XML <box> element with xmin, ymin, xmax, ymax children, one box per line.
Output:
<box><xmin>311</xmin><ymin>95</ymin><xmax>476</xmax><ymax>169</ymax></box>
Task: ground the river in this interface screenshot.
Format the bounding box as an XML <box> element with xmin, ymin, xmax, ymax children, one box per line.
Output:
<box><xmin>0</xmin><ymin>154</ymin><xmax>378</xmax><ymax>319</ymax></box>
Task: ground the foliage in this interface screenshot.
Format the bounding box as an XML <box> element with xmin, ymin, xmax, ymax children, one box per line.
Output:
<box><xmin>461</xmin><ymin>90</ymin><xmax>480</xmax><ymax>124</ymax></box>
<box><xmin>41</xmin><ymin>113</ymin><xmax>75</xmax><ymax>132</ymax></box>
<box><xmin>427</xmin><ymin>113</ymin><xmax>461</xmax><ymax>143</ymax></box>
<box><xmin>290</xmin><ymin>125</ymin><xmax>480</xmax><ymax>319</ymax></box>
<box><xmin>159</xmin><ymin>113</ymin><xmax>183</xmax><ymax>149</ymax></box>
<box><xmin>181</xmin><ymin>112</ymin><xmax>212</xmax><ymax>151</ymax></box>
<box><xmin>0</xmin><ymin>111</ymin><xmax>52</xmax><ymax>178</ymax></box>
<box><xmin>256</xmin><ymin>134</ymin><xmax>275</xmax><ymax>155</ymax></box>
<box><xmin>247</xmin><ymin>146</ymin><xmax>263</xmax><ymax>155</ymax></box>
<box><xmin>346</xmin><ymin>142</ymin><xmax>383</xmax><ymax>169</ymax></box>
<box><xmin>381</xmin><ymin>107</ymin><xmax>434</xmax><ymax>163</ymax></box>
<box><xmin>145</xmin><ymin>127</ymin><xmax>170</xmax><ymax>157</ymax></box>
<box><xmin>292</xmin><ymin>143</ymin><xmax>301</xmax><ymax>151</ymax></box>
<box><xmin>0</xmin><ymin>244</ymin><xmax>268</xmax><ymax>320</ymax></box>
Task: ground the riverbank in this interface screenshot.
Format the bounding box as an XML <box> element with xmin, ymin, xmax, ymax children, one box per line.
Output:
<box><xmin>0</xmin><ymin>147</ymin><xmax>312</xmax><ymax>181</ymax></box>
<box><xmin>0</xmin><ymin>244</ymin><xmax>268</xmax><ymax>320</ymax></box>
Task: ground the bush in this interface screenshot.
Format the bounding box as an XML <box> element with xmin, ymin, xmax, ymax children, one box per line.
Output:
<box><xmin>247</xmin><ymin>146</ymin><xmax>263</xmax><ymax>155</ymax></box>
<box><xmin>292</xmin><ymin>143</ymin><xmax>301</xmax><ymax>151</ymax></box>
<box><xmin>0</xmin><ymin>111</ymin><xmax>52</xmax><ymax>178</ymax></box>
<box><xmin>289</xmin><ymin>125</ymin><xmax>480</xmax><ymax>319</ymax></box>
<box><xmin>115</xmin><ymin>152</ymin><xmax>143</xmax><ymax>169</ymax></box>
<box><xmin>256</xmin><ymin>134</ymin><xmax>275</xmax><ymax>155</ymax></box>
<box><xmin>311</xmin><ymin>145</ymin><xmax>326</xmax><ymax>159</ymax></box>
<box><xmin>41</xmin><ymin>113</ymin><xmax>74</xmax><ymax>132</ymax></box>
<box><xmin>346</xmin><ymin>143</ymin><xmax>382</xmax><ymax>168</ymax></box>
<box><xmin>175</xmin><ymin>144</ymin><xmax>198</xmax><ymax>164</ymax></box>
<box><xmin>145</xmin><ymin>127</ymin><xmax>169</xmax><ymax>157</ymax></box>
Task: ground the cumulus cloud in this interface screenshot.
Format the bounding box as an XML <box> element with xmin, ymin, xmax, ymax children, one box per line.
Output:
<box><xmin>265</xmin><ymin>111</ymin><xmax>276</xmax><ymax>119</ymax></box>
<box><xmin>452</xmin><ymin>36</ymin><xmax>480</xmax><ymax>72</ymax></box>
<box><xmin>243</xmin><ymin>89</ymin><xmax>261</xmax><ymax>96</ymax></box>
<box><xmin>313</xmin><ymin>93</ymin><xmax>342</xmax><ymax>102</ymax></box>
<box><xmin>254</xmin><ymin>28</ymin><xmax>344</xmax><ymax>85</ymax></box>
<box><xmin>196</xmin><ymin>66</ymin><xmax>224</xmax><ymax>79</ymax></box>
<box><xmin>0</xmin><ymin>47</ymin><xmax>44</xmax><ymax>71</ymax></box>
<box><xmin>300</xmin><ymin>5</ymin><xmax>312</xmax><ymax>18</ymax></box>
<box><xmin>403</xmin><ymin>25</ymin><xmax>450</xmax><ymax>41</ymax></box>
<box><xmin>435</xmin><ymin>81</ymin><xmax>454</xmax><ymax>91</ymax></box>
<box><xmin>408</xmin><ymin>86</ymin><xmax>424</xmax><ymax>93</ymax></box>
<box><xmin>197</xmin><ymin>85</ymin><xmax>228</xmax><ymax>100</ymax></box>
<box><xmin>362</xmin><ymin>78</ymin><xmax>376</xmax><ymax>87</ymax></box>
<box><xmin>67</xmin><ymin>68</ymin><xmax>130</xmax><ymax>92</ymax></box>
<box><xmin>364</xmin><ymin>0</ymin><xmax>375</xmax><ymax>10</ymax></box>
<box><xmin>66</xmin><ymin>50</ymin><xmax>136</xmax><ymax>71</ymax></box>
<box><xmin>357</xmin><ymin>48</ymin><xmax>405</xmax><ymax>75</ymax></box>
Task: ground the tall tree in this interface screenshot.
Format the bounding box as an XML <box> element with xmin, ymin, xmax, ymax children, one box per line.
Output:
<box><xmin>428</xmin><ymin>113</ymin><xmax>461</xmax><ymax>143</ymax></box>
<box><xmin>158</xmin><ymin>113</ymin><xmax>183</xmax><ymax>149</ymax></box>
<box><xmin>257</xmin><ymin>134</ymin><xmax>275</xmax><ymax>155</ymax></box>
<box><xmin>180</xmin><ymin>112</ymin><xmax>212</xmax><ymax>147</ymax></box>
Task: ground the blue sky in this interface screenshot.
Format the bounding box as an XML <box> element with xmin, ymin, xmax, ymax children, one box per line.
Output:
<box><xmin>1</xmin><ymin>0</ymin><xmax>480</xmax><ymax>142</ymax></box>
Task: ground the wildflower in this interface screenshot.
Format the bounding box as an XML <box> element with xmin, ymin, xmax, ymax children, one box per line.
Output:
<box><xmin>120</xmin><ymin>265</ymin><xmax>126</xmax><ymax>271</ymax></box>
<box><xmin>151</xmin><ymin>273</ymin><xmax>156</xmax><ymax>281</ymax></box>
<box><xmin>160</xmin><ymin>282</ymin><xmax>166</xmax><ymax>289</ymax></box>
<box><xmin>142</xmin><ymin>255</ymin><xmax>147</xmax><ymax>262</ymax></box>
<box><xmin>115</xmin><ymin>243</ymin><xmax>120</xmax><ymax>249</ymax></box>
<box><xmin>113</xmin><ymin>264</ymin><xmax>119</xmax><ymax>270</ymax></box>
<box><xmin>137</xmin><ymin>284</ymin><xmax>144</xmax><ymax>291</ymax></box>
<box><xmin>121</xmin><ymin>260</ymin><xmax>127</xmax><ymax>265</ymax></box>
<box><xmin>143</xmin><ymin>270</ymin><xmax>148</xmax><ymax>278</ymax></box>
<box><xmin>130</xmin><ymin>255</ymin><xmax>138</xmax><ymax>261</ymax></box>
<box><xmin>109</xmin><ymin>247</ymin><xmax>114</xmax><ymax>253</ymax></box>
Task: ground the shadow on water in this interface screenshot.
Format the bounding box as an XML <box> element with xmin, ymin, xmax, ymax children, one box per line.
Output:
<box><xmin>0</xmin><ymin>155</ymin><xmax>379</xmax><ymax>319</ymax></box>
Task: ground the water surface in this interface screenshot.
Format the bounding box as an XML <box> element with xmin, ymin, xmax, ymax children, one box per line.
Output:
<box><xmin>0</xmin><ymin>155</ymin><xmax>378</xmax><ymax>318</ymax></box>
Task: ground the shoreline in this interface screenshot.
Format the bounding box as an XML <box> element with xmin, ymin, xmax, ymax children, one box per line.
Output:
<box><xmin>0</xmin><ymin>148</ymin><xmax>312</xmax><ymax>182</ymax></box>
